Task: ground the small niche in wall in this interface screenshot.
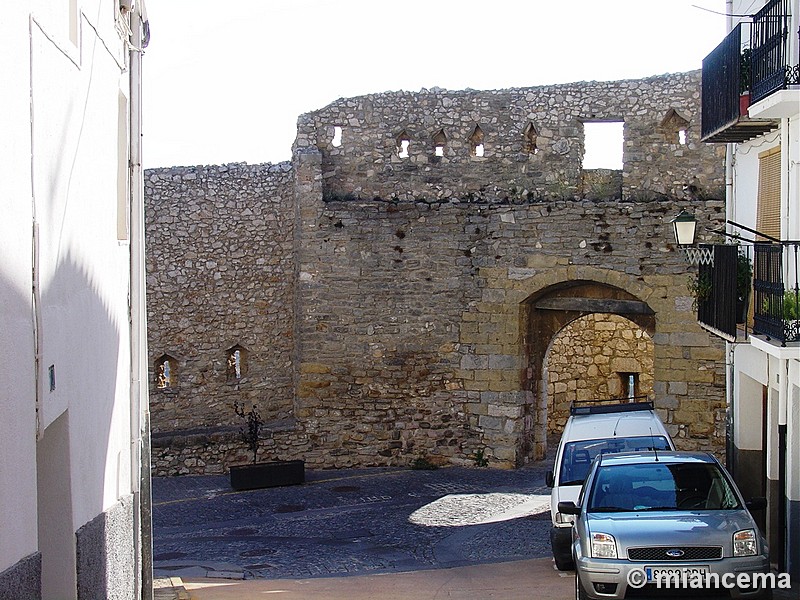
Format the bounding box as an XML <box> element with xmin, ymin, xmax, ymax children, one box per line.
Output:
<box><xmin>469</xmin><ymin>125</ymin><xmax>485</xmax><ymax>157</ymax></box>
<box><xmin>618</xmin><ymin>372</ymin><xmax>639</xmax><ymax>401</ymax></box>
<box><xmin>659</xmin><ymin>108</ymin><xmax>690</xmax><ymax>146</ymax></box>
<box><xmin>226</xmin><ymin>345</ymin><xmax>248</xmax><ymax>381</ymax></box>
<box><xmin>155</xmin><ymin>354</ymin><xmax>177</xmax><ymax>389</ymax></box>
<box><xmin>332</xmin><ymin>126</ymin><xmax>343</xmax><ymax>148</ymax></box>
<box><xmin>432</xmin><ymin>129</ymin><xmax>447</xmax><ymax>157</ymax></box>
<box><xmin>396</xmin><ymin>130</ymin><xmax>410</xmax><ymax>158</ymax></box>
<box><xmin>523</xmin><ymin>122</ymin><xmax>539</xmax><ymax>154</ymax></box>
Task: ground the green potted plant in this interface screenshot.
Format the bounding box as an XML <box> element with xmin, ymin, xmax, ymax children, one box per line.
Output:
<box><xmin>736</xmin><ymin>251</ymin><xmax>753</xmax><ymax>323</ymax></box>
<box><xmin>783</xmin><ymin>290</ymin><xmax>799</xmax><ymax>320</ymax></box>
<box><xmin>229</xmin><ymin>401</ymin><xmax>304</xmax><ymax>490</ymax></box>
<box><xmin>688</xmin><ymin>272</ymin><xmax>712</xmax><ymax>311</ymax></box>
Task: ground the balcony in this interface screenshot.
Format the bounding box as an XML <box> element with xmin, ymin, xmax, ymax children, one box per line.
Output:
<box><xmin>752</xmin><ymin>242</ymin><xmax>799</xmax><ymax>346</ymax></box>
<box><xmin>695</xmin><ymin>243</ymin><xmax>799</xmax><ymax>346</ymax></box>
<box><xmin>701</xmin><ymin>24</ymin><xmax>779</xmax><ymax>142</ymax></box>
<box><xmin>750</xmin><ymin>0</ymin><xmax>800</xmax><ymax>104</ymax></box>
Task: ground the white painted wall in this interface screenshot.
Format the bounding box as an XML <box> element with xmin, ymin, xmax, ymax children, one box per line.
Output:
<box><xmin>789</xmin><ymin>361</ymin><xmax>800</xmax><ymax>503</ymax></box>
<box><xmin>733</xmin><ymin>345</ymin><xmax>768</xmax><ymax>451</ymax></box>
<box><xmin>0</xmin><ymin>1</ymin><xmax>39</xmax><ymax>576</ymax></box>
<box><xmin>729</xmin><ymin>131</ymin><xmax>780</xmax><ymax>232</ymax></box>
<box><xmin>1</xmin><ymin>0</ymin><xmax>141</xmax><ymax>584</ymax></box>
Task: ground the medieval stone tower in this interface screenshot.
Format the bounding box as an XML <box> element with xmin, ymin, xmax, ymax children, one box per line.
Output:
<box><xmin>146</xmin><ymin>71</ymin><xmax>728</xmax><ymax>475</ymax></box>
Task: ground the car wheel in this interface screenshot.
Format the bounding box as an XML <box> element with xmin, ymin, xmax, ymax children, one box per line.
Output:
<box><xmin>575</xmin><ymin>572</ymin><xmax>590</xmax><ymax>600</ymax></box>
<box><xmin>554</xmin><ymin>552</ymin><xmax>575</xmax><ymax>571</ymax></box>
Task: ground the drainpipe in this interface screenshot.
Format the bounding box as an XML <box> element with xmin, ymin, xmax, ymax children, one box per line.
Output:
<box><xmin>725</xmin><ymin>343</ymin><xmax>736</xmax><ymax>472</ymax></box>
<box><xmin>778</xmin><ymin>359</ymin><xmax>788</xmax><ymax>572</ymax></box>
<box><xmin>726</xmin><ymin>0</ymin><xmax>734</xmax><ymax>32</ymax></box>
<box><xmin>781</xmin><ymin>118</ymin><xmax>790</xmax><ymax>245</ymax></box>
<box><xmin>128</xmin><ymin>3</ymin><xmax>152</xmax><ymax>599</ymax></box>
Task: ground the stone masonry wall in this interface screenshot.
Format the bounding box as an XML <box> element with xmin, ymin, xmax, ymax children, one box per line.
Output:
<box><xmin>294</xmin><ymin>71</ymin><xmax>723</xmax><ymax>204</ymax></box>
<box><xmin>546</xmin><ymin>314</ymin><xmax>656</xmax><ymax>434</ymax></box>
<box><xmin>146</xmin><ymin>71</ymin><xmax>729</xmax><ymax>475</ymax></box>
<box><xmin>145</xmin><ymin>163</ymin><xmax>305</xmax><ymax>473</ymax></box>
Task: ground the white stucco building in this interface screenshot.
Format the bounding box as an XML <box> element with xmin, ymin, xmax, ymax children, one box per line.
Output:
<box><xmin>0</xmin><ymin>1</ymin><xmax>151</xmax><ymax>598</ymax></box>
<box><xmin>700</xmin><ymin>0</ymin><xmax>799</xmax><ymax>583</ymax></box>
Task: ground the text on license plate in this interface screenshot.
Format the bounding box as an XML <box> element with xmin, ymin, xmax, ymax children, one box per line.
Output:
<box><xmin>645</xmin><ymin>566</ymin><xmax>709</xmax><ymax>582</ymax></box>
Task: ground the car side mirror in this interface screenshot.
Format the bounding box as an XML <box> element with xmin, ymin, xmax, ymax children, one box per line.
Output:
<box><xmin>746</xmin><ymin>497</ymin><xmax>767</xmax><ymax>511</ymax></box>
<box><xmin>545</xmin><ymin>470</ymin><xmax>554</xmax><ymax>488</ymax></box>
<box><xmin>558</xmin><ymin>501</ymin><xmax>580</xmax><ymax>515</ymax></box>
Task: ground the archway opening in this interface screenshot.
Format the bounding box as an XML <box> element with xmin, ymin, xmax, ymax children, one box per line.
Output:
<box><xmin>544</xmin><ymin>313</ymin><xmax>655</xmax><ymax>443</ymax></box>
<box><xmin>521</xmin><ymin>280</ymin><xmax>655</xmax><ymax>461</ymax></box>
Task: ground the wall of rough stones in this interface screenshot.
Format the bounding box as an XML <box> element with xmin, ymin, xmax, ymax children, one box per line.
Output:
<box><xmin>545</xmin><ymin>314</ymin><xmax>656</xmax><ymax>434</ymax></box>
<box><xmin>293</xmin><ymin>71</ymin><xmax>723</xmax><ymax>204</ymax></box>
<box><xmin>146</xmin><ymin>71</ymin><xmax>729</xmax><ymax>475</ymax></box>
<box><xmin>145</xmin><ymin>163</ymin><xmax>302</xmax><ymax>472</ymax></box>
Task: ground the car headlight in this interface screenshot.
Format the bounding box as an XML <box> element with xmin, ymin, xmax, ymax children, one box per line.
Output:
<box><xmin>733</xmin><ymin>529</ymin><xmax>757</xmax><ymax>557</ymax></box>
<box><xmin>591</xmin><ymin>532</ymin><xmax>617</xmax><ymax>559</ymax></box>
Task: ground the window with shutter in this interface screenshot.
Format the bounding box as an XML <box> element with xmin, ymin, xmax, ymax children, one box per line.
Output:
<box><xmin>756</xmin><ymin>147</ymin><xmax>781</xmax><ymax>241</ymax></box>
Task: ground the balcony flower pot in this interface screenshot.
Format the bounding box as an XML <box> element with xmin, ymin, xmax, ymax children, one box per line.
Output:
<box><xmin>230</xmin><ymin>459</ymin><xmax>305</xmax><ymax>491</ymax></box>
<box><xmin>739</xmin><ymin>92</ymin><xmax>750</xmax><ymax>117</ymax></box>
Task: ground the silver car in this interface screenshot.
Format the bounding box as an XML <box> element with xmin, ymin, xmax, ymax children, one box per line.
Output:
<box><xmin>560</xmin><ymin>451</ymin><xmax>771</xmax><ymax>599</ymax></box>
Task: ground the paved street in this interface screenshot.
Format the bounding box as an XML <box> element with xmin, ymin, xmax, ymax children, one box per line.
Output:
<box><xmin>153</xmin><ymin>462</ymin><xmax>554</xmax><ymax>582</ymax></box>
<box><xmin>152</xmin><ymin>460</ymin><xmax>796</xmax><ymax>600</ymax></box>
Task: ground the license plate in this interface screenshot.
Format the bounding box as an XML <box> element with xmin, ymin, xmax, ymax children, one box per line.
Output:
<box><xmin>645</xmin><ymin>565</ymin><xmax>709</xmax><ymax>584</ymax></box>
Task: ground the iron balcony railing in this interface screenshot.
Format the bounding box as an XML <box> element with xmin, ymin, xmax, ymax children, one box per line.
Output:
<box><xmin>696</xmin><ymin>245</ymin><xmax>739</xmax><ymax>341</ymax></box>
<box><xmin>695</xmin><ymin>242</ymin><xmax>799</xmax><ymax>346</ymax></box>
<box><xmin>752</xmin><ymin>242</ymin><xmax>800</xmax><ymax>345</ymax></box>
<box><xmin>751</xmin><ymin>0</ymin><xmax>800</xmax><ymax>103</ymax></box>
<box><xmin>702</xmin><ymin>23</ymin><xmax>747</xmax><ymax>141</ymax></box>
<box><xmin>701</xmin><ymin>0</ymin><xmax>798</xmax><ymax>143</ymax></box>
<box><xmin>701</xmin><ymin>24</ymin><xmax>779</xmax><ymax>142</ymax></box>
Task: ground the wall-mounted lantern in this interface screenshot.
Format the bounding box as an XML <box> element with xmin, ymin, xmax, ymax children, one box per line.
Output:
<box><xmin>671</xmin><ymin>210</ymin><xmax>713</xmax><ymax>265</ymax></box>
<box><xmin>671</xmin><ymin>210</ymin><xmax>696</xmax><ymax>246</ymax></box>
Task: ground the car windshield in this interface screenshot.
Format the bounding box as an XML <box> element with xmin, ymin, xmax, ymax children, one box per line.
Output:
<box><xmin>558</xmin><ymin>436</ymin><xmax>671</xmax><ymax>486</ymax></box>
<box><xmin>588</xmin><ymin>462</ymin><xmax>742</xmax><ymax>512</ymax></box>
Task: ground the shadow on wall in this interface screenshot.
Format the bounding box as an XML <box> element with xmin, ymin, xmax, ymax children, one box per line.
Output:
<box><xmin>0</xmin><ymin>268</ymin><xmax>40</xmax><ymax>599</ymax></box>
<box><xmin>35</xmin><ymin>252</ymin><xmax>134</xmax><ymax>600</ymax></box>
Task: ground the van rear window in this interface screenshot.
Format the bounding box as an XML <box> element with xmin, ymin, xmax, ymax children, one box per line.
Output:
<box><xmin>558</xmin><ymin>436</ymin><xmax>671</xmax><ymax>486</ymax></box>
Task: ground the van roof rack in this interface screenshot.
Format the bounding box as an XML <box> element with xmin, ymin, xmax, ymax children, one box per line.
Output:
<box><xmin>570</xmin><ymin>396</ymin><xmax>654</xmax><ymax>416</ymax></box>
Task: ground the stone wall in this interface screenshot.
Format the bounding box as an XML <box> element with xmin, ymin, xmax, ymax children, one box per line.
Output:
<box><xmin>146</xmin><ymin>71</ymin><xmax>728</xmax><ymax>475</ymax></box>
<box><xmin>145</xmin><ymin>163</ymin><xmax>297</xmax><ymax>440</ymax></box>
<box><xmin>545</xmin><ymin>314</ymin><xmax>655</xmax><ymax>434</ymax></box>
<box><xmin>293</xmin><ymin>71</ymin><xmax>723</xmax><ymax>204</ymax></box>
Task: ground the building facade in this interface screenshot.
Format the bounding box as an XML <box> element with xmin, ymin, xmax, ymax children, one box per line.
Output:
<box><xmin>0</xmin><ymin>1</ymin><xmax>151</xmax><ymax>598</ymax></box>
<box><xmin>146</xmin><ymin>71</ymin><xmax>731</xmax><ymax>477</ymax></box>
<box><xmin>699</xmin><ymin>0</ymin><xmax>799</xmax><ymax>582</ymax></box>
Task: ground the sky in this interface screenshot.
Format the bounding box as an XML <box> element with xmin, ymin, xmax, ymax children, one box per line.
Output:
<box><xmin>142</xmin><ymin>0</ymin><xmax>727</xmax><ymax>170</ymax></box>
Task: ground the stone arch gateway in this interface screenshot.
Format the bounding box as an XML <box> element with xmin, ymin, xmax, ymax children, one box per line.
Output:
<box><xmin>526</xmin><ymin>280</ymin><xmax>656</xmax><ymax>460</ymax></box>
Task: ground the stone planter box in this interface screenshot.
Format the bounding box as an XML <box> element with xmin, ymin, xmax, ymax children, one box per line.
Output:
<box><xmin>230</xmin><ymin>459</ymin><xmax>305</xmax><ymax>491</ymax></box>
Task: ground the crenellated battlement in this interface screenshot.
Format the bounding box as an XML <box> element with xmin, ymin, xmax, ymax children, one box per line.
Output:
<box><xmin>293</xmin><ymin>71</ymin><xmax>724</xmax><ymax>204</ymax></box>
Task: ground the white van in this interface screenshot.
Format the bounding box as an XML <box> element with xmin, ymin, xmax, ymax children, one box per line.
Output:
<box><xmin>545</xmin><ymin>400</ymin><xmax>675</xmax><ymax>570</ymax></box>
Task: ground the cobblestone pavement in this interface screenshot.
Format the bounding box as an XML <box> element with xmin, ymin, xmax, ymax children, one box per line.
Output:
<box><xmin>152</xmin><ymin>462</ymin><xmax>554</xmax><ymax>581</ymax></box>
